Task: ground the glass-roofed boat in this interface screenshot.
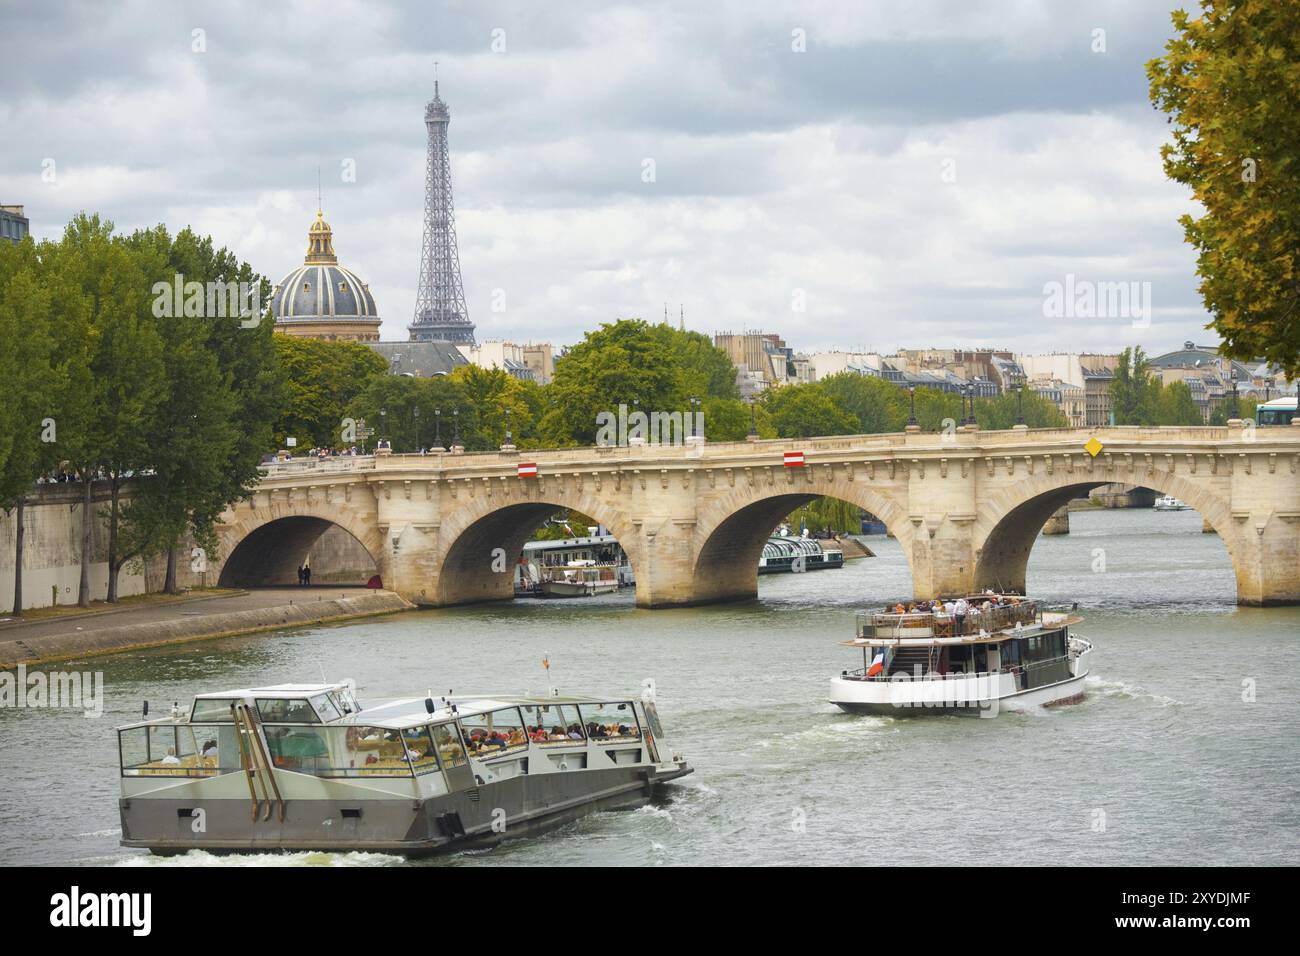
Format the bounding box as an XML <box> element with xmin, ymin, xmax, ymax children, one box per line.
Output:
<box><xmin>116</xmin><ymin>680</ymin><xmax>691</xmax><ymax>855</ymax></box>
<box><xmin>829</xmin><ymin>594</ymin><xmax>1092</xmax><ymax>717</ymax></box>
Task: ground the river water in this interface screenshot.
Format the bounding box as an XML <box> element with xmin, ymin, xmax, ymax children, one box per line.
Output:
<box><xmin>3</xmin><ymin>507</ymin><xmax>1298</xmax><ymax>867</ymax></box>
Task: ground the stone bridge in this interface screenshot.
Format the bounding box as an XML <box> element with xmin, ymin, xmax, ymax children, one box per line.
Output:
<box><xmin>212</xmin><ymin>424</ymin><xmax>1300</xmax><ymax>608</ymax></box>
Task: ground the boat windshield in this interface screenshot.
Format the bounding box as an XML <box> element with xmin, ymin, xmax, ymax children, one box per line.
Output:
<box><xmin>119</xmin><ymin>723</ymin><xmax>236</xmax><ymax>777</ymax></box>
<box><xmin>579</xmin><ymin>701</ymin><xmax>641</xmax><ymax>741</ymax></box>
<box><xmin>521</xmin><ymin>703</ymin><xmax>585</xmax><ymax>744</ymax></box>
<box><xmin>459</xmin><ymin>707</ymin><xmax>528</xmax><ymax>756</ymax></box>
<box><xmin>256</xmin><ymin>697</ymin><xmax>321</xmax><ymax>723</ymax></box>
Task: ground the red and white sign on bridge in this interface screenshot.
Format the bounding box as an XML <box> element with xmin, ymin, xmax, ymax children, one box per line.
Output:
<box><xmin>517</xmin><ymin>462</ymin><xmax>538</xmax><ymax>478</ymax></box>
<box><xmin>783</xmin><ymin>450</ymin><xmax>805</xmax><ymax>468</ymax></box>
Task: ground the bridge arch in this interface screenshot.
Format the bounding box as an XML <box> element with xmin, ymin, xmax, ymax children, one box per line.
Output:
<box><xmin>216</xmin><ymin>506</ymin><xmax>384</xmax><ymax>588</ymax></box>
<box><xmin>972</xmin><ymin>467</ymin><xmax>1240</xmax><ymax>596</ymax></box>
<box><xmin>426</xmin><ymin>487</ymin><xmax>643</xmax><ymax>606</ymax></box>
<box><xmin>689</xmin><ymin>475</ymin><xmax>912</xmax><ymax>605</ymax></box>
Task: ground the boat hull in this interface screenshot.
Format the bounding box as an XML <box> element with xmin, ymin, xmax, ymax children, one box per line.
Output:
<box><xmin>121</xmin><ymin>761</ymin><xmax>692</xmax><ymax>857</ymax></box>
<box><xmin>830</xmin><ymin>645</ymin><xmax>1092</xmax><ymax>718</ymax></box>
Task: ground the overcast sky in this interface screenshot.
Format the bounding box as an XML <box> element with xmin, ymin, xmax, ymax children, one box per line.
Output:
<box><xmin>1</xmin><ymin>0</ymin><xmax>1212</xmax><ymax>355</ymax></box>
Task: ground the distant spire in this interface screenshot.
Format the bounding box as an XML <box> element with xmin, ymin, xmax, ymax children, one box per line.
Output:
<box><xmin>680</xmin><ymin>304</ymin><xmax>685</xmax><ymax>332</ymax></box>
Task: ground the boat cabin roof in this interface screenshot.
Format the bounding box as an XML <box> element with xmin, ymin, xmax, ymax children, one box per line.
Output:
<box><xmin>119</xmin><ymin>687</ymin><xmax>637</xmax><ymax>731</ymax></box>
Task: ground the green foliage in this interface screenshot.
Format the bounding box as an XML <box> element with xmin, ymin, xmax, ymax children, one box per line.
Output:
<box><xmin>345</xmin><ymin>374</ymin><xmax>477</xmax><ymax>452</ymax></box>
<box><xmin>274</xmin><ymin>335</ymin><xmax>387</xmax><ymax>448</ymax></box>
<box><xmin>0</xmin><ymin>237</ymin><xmax>58</xmax><ymax>513</ymax></box>
<box><xmin>701</xmin><ymin>397</ymin><xmax>775</xmax><ymax>441</ymax></box>
<box><xmin>974</xmin><ymin>389</ymin><xmax>1069</xmax><ymax>430</ymax></box>
<box><xmin>788</xmin><ymin>497</ymin><xmax>862</xmax><ymax>534</ymax></box>
<box><xmin>540</xmin><ymin>319</ymin><xmax>739</xmax><ymax>445</ymax></box>
<box><xmin>1148</xmin><ymin>1</ymin><xmax>1300</xmax><ymax>375</ymax></box>
<box><xmin>1110</xmin><ymin>344</ymin><xmax>1230</xmax><ymax>426</ymax></box>
<box><xmin>818</xmin><ymin>373</ymin><xmax>908</xmax><ymax>433</ymax></box>
<box><xmin>530</xmin><ymin>509</ymin><xmax>599</xmax><ymax>541</ymax></box>
<box><xmin>760</xmin><ymin>383</ymin><xmax>858</xmax><ymax>438</ymax></box>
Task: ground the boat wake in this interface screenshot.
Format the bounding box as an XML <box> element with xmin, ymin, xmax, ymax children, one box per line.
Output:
<box><xmin>1086</xmin><ymin>674</ymin><xmax>1182</xmax><ymax>708</ymax></box>
<box><xmin>117</xmin><ymin>849</ymin><xmax>404</xmax><ymax>867</ymax></box>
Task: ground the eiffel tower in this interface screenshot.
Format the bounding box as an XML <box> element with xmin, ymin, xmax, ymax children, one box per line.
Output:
<box><xmin>409</xmin><ymin>77</ymin><xmax>476</xmax><ymax>344</ymax></box>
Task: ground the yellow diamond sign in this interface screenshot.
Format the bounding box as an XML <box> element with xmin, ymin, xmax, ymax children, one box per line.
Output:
<box><xmin>1084</xmin><ymin>437</ymin><xmax>1103</xmax><ymax>458</ymax></box>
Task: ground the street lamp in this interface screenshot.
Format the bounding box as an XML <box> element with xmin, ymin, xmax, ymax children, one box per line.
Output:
<box><xmin>434</xmin><ymin>407</ymin><xmax>442</xmax><ymax>449</ymax></box>
<box><xmin>907</xmin><ymin>386</ymin><xmax>917</xmax><ymax>427</ymax></box>
<box><xmin>689</xmin><ymin>396</ymin><xmax>699</xmax><ymax>438</ymax></box>
<box><xmin>412</xmin><ymin>405</ymin><xmax>421</xmax><ymax>449</ymax></box>
<box><xmin>452</xmin><ymin>406</ymin><xmax>460</xmax><ymax>447</ymax></box>
<box><xmin>504</xmin><ymin>406</ymin><xmax>513</xmax><ymax>445</ymax></box>
<box><xmin>379</xmin><ymin>407</ymin><xmax>387</xmax><ymax>440</ymax></box>
<box><xmin>1231</xmin><ymin>370</ymin><xmax>1240</xmax><ymax>419</ymax></box>
<box><xmin>1015</xmin><ymin>382</ymin><xmax>1025</xmax><ymax>426</ymax></box>
<box><xmin>749</xmin><ymin>397</ymin><xmax>758</xmax><ymax>437</ymax></box>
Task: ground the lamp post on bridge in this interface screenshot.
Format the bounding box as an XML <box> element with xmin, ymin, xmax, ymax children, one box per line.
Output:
<box><xmin>905</xmin><ymin>386</ymin><xmax>919</xmax><ymax>433</ymax></box>
<box><xmin>1015</xmin><ymin>382</ymin><xmax>1025</xmax><ymax>426</ymax></box>
<box><xmin>434</xmin><ymin>407</ymin><xmax>442</xmax><ymax>451</ymax></box>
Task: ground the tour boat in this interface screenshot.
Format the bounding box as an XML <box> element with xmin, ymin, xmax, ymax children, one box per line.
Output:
<box><xmin>515</xmin><ymin>534</ymin><xmax>633</xmax><ymax>596</ymax></box>
<box><xmin>540</xmin><ymin>560</ymin><xmax>621</xmax><ymax>597</ymax></box>
<box><xmin>757</xmin><ymin>535</ymin><xmax>845</xmax><ymax>574</ymax></box>
<box><xmin>828</xmin><ymin>595</ymin><xmax>1092</xmax><ymax>717</ymax></box>
<box><xmin>116</xmin><ymin>680</ymin><xmax>691</xmax><ymax>855</ymax></box>
<box><xmin>1154</xmin><ymin>495</ymin><xmax>1190</xmax><ymax>511</ymax></box>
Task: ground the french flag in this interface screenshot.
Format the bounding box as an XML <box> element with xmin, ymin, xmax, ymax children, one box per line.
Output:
<box><xmin>783</xmin><ymin>450</ymin><xmax>805</xmax><ymax>468</ymax></box>
<box><xmin>517</xmin><ymin>462</ymin><xmax>538</xmax><ymax>478</ymax></box>
<box><xmin>866</xmin><ymin>652</ymin><xmax>885</xmax><ymax>678</ymax></box>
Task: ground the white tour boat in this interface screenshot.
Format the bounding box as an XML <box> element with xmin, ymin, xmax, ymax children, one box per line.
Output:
<box><xmin>1154</xmin><ymin>495</ymin><xmax>1190</xmax><ymax>511</ymax></box>
<box><xmin>829</xmin><ymin>595</ymin><xmax>1092</xmax><ymax>716</ymax></box>
<box><xmin>116</xmin><ymin>680</ymin><xmax>691</xmax><ymax>855</ymax></box>
<box><xmin>540</xmin><ymin>560</ymin><xmax>620</xmax><ymax>597</ymax></box>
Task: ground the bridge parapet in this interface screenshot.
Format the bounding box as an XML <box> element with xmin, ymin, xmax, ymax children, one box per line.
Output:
<box><xmin>228</xmin><ymin>426</ymin><xmax>1300</xmax><ymax>608</ymax></box>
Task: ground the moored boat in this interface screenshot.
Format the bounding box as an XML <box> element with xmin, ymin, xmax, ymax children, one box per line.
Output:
<box><xmin>1154</xmin><ymin>495</ymin><xmax>1190</xmax><ymax>511</ymax></box>
<box><xmin>829</xmin><ymin>595</ymin><xmax>1092</xmax><ymax>717</ymax></box>
<box><xmin>117</xmin><ymin>680</ymin><xmax>691</xmax><ymax>855</ymax></box>
<box><xmin>539</xmin><ymin>560</ymin><xmax>620</xmax><ymax>597</ymax></box>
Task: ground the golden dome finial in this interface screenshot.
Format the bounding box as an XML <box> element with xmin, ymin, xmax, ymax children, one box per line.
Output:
<box><xmin>305</xmin><ymin>209</ymin><xmax>337</xmax><ymax>264</ymax></box>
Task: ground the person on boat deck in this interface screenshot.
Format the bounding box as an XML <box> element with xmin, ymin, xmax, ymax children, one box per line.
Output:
<box><xmin>566</xmin><ymin>723</ymin><xmax>584</xmax><ymax>740</ymax></box>
<box><xmin>587</xmin><ymin>722</ymin><xmax>607</xmax><ymax>738</ymax></box>
<box><xmin>161</xmin><ymin>748</ymin><xmax>180</xmax><ymax>765</ymax></box>
<box><xmin>953</xmin><ymin>597</ymin><xmax>969</xmax><ymax>634</ymax></box>
<box><xmin>200</xmin><ymin>739</ymin><xmax>218</xmax><ymax>762</ymax></box>
<box><xmin>893</xmin><ymin>602</ymin><xmax>906</xmax><ymax>614</ymax></box>
<box><xmin>549</xmin><ymin>725</ymin><xmax>567</xmax><ymax>740</ymax></box>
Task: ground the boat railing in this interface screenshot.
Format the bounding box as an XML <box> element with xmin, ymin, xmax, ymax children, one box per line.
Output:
<box><xmin>855</xmin><ymin>600</ymin><xmax>1040</xmax><ymax>640</ymax></box>
<box><xmin>841</xmin><ymin>652</ymin><xmax>1069</xmax><ymax>684</ymax></box>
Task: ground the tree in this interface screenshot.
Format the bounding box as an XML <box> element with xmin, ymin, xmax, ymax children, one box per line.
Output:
<box><xmin>974</xmin><ymin>389</ymin><xmax>1069</xmax><ymax>430</ymax></box>
<box><xmin>0</xmin><ymin>237</ymin><xmax>58</xmax><ymax>614</ymax></box>
<box><xmin>1110</xmin><ymin>346</ymin><xmax>1158</xmax><ymax>425</ymax></box>
<box><xmin>449</xmin><ymin>365</ymin><xmax>539</xmax><ymax>450</ymax></box>
<box><xmin>1153</xmin><ymin>380</ymin><xmax>1204</xmax><ymax>426</ymax></box>
<box><xmin>346</xmin><ymin>375</ymin><xmax>478</xmax><ymax>452</ymax></box>
<box><xmin>818</xmin><ymin>373</ymin><xmax>908</xmax><ymax>433</ymax></box>
<box><xmin>700</xmin><ymin>397</ymin><xmax>776</xmax><ymax>441</ymax></box>
<box><xmin>40</xmin><ymin>215</ymin><xmax>167</xmax><ymax>605</ymax></box>
<box><xmin>1148</xmin><ymin>1</ymin><xmax>1300</xmax><ymax>375</ymax></box>
<box><xmin>274</xmin><ymin>335</ymin><xmax>387</xmax><ymax>449</ymax></box>
<box><xmin>540</xmin><ymin>319</ymin><xmax>738</xmax><ymax>445</ymax></box>
<box><xmin>118</xmin><ymin>226</ymin><xmax>280</xmax><ymax>593</ymax></box>
<box><xmin>761</xmin><ymin>383</ymin><xmax>858</xmax><ymax>438</ymax></box>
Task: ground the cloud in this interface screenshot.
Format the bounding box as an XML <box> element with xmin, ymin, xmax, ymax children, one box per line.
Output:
<box><xmin>0</xmin><ymin>0</ymin><xmax>1208</xmax><ymax>357</ymax></box>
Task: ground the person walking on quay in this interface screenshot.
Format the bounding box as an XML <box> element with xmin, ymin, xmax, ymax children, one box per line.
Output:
<box><xmin>296</xmin><ymin>564</ymin><xmax>305</xmax><ymax>586</ymax></box>
<box><xmin>303</xmin><ymin>564</ymin><xmax>312</xmax><ymax>586</ymax></box>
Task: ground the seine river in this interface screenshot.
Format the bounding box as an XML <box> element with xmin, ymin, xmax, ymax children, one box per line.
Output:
<box><xmin>3</xmin><ymin>508</ymin><xmax>1298</xmax><ymax>867</ymax></box>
